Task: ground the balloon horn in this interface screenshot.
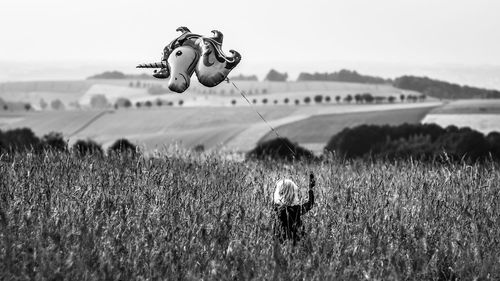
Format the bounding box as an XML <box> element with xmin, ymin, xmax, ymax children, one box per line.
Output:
<box><xmin>136</xmin><ymin>62</ymin><xmax>167</xmax><ymax>68</ymax></box>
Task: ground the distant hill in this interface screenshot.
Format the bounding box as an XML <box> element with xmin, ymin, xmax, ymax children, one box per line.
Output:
<box><xmin>230</xmin><ymin>74</ymin><xmax>258</xmax><ymax>81</ymax></box>
<box><xmin>297</xmin><ymin>69</ymin><xmax>392</xmax><ymax>84</ymax></box>
<box><xmin>393</xmin><ymin>76</ymin><xmax>500</xmax><ymax>99</ymax></box>
<box><xmin>87</xmin><ymin>71</ymin><xmax>153</xmax><ymax>80</ymax></box>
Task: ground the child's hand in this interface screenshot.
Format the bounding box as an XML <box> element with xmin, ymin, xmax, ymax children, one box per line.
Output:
<box><xmin>309</xmin><ymin>173</ymin><xmax>315</xmax><ymax>189</ymax></box>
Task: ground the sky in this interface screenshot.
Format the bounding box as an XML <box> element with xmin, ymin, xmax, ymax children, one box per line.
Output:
<box><xmin>1</xmin><ymin>0</ymin><xmax>500</xmax><ymax>83</ymax></box>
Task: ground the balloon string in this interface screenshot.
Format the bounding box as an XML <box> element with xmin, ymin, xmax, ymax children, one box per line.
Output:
<box><xmin>226</xmin><ymin>78</ymin><xmax>296</xmax><ymax>157</ymax></box>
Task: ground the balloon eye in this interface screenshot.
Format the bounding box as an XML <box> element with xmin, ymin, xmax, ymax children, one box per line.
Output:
<box><xmin>176</xmin><ymin>51</ymin><xmax>182</xmax><ymax>56</ymax></box>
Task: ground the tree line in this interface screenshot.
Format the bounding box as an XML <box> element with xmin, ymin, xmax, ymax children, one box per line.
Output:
<box><xmin>248</xmin><ymin>123</ymin><xmax>500</xmax><ymax>163</ymax></box>
<box><xmin>0</xmin><ymin>128</ymin><xmax>137</xmax><ymax>157</ymax></box>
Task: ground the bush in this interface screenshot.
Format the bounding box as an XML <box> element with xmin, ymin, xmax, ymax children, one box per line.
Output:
<box><xmin>42</xmin><ymin>132</ymin><xmax>67</xmax><ymax>152</ymax></box>
<box><xmin>304</xmin><ymin>97</ymin><xmax>311</xmax><ymax>104</ymax></box>
<box><xmin>247</xmin><ymin>137</ymin><xmax>315</xmax><ymax>162</ymax></box>
<box><xmin>0</xmin><ymin>128</ymin><xmax>42</xmax><ymax>153</ymax></box>
<box><xmin>325</xmin><ymin>96</ymin><xmax>331</xmax><ymax>102</ymax></box>
<box><xmin>72</xmin><ymin>139</ymin><xmax>103</xmax><ymax>157</ymax></box>
<box><xmin>284</xmin><ymin>98</ymin><xmax>289</xmax><ymax>104</ymax></box>
<box><xmin>107</xmin><ymin>138</ymin><xmax>137</xmax><ymax>156</ymax></box>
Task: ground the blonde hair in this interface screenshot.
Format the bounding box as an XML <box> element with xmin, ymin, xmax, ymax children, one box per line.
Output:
<box><xmin>274</xmin><ymin>179</ymin><xmax>299</xmax><ymax>206</ymax></box>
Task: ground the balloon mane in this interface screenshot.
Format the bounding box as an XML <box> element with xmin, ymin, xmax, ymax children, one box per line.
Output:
<box><xmin>137</xmin><ymin>27</ymin><xmax>241</xmax><ymax>93</ymax></box>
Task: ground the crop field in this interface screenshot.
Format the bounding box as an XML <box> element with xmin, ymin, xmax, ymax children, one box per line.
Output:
<box><xmin>1</xmin><ymin>151</ymin><xmax>499</xmax><ymax>280</ymax></box>
<box><xmin>421</xmin><ymin>99</ymin><xmax>500</xmax><ymax>135</ymax></box>
<box><xmin>422</xmin><ymin>114</ymin><xmax>500</xmax><ymax>135</ymax></box>
<box><xmin>1</xmin><ymin>79</ymin><xmax>424</xmax><ymax>110</ymax></box>
<box><xmin>1</xmin><ymin>101</ymin><xmax>442</xmax><ymax>153</ymax></box>
<box><xmin>259</xmin><ymin>106</ymin><xmax>437</xmax><ymax>151</ymax></box>
<box><xmin>430</xmin><ymin>99</ymin><xmax>500</xmax><ymax>114</ymax></box>
<box><xmin>0</xmin><ymin>110</ymin><xmax>110</xmax><ymax>138</ymax></box>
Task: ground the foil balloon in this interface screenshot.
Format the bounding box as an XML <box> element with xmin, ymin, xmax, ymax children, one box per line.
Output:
<box><xmin>137</xmin><ymin>27</ymin><xmax>241</xmax><ymax>93</ymax></box>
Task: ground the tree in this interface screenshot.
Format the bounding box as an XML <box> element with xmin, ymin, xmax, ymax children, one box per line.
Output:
<box><xmin>344</xmin><ymin>95</ymin><xmax>353</xmax><ymax>103</ymax></box>
<box><xmin>284</xmin><ymin>98</ymin><xmax>289</xmax><ymax>104</ymax></box>
<box><xmin>24</xmin><ymin>103</ymin><xmax>31</xmax><ymax>111</ymax></box>
<box><xmin>178</xmin><ymin>100</ymin><xmax>184</xmax><ymax>106</ymax></box>
<box><xmin>124</xmin><ymin>99</ymin><xmax>132</xmax><ymax>108</ymax></box>
<box><xmin>3</xmin><ymin>105</ymin><xmax>8</xmax><ymax>111</ymax></box>
<box><xmin>90</xmin><ymin>95</ymin><xmax>109</xmax><ymax>109</ymax></box>
<box><xmin>156</xmin><ymin>99</ymin><xmax>163</xmax><ymax>107</ymax></box>
<box><xmin>354</xmin><ymin>94</ymin><xmax>362</xmax><ymax>103</ymax></box>
<box><xmin>144</xmin><ymin>101</ymin><xmax>153</xmax><ymax>108</ymax></box>
<box><xmin>295</xmin><ymin>99</ymin><xmax>300</xmax><ymax>105</ymax></box>
<box><xmin>314</xmin><ymin>95</ymin><xmax>323</xmax><ymax>103</ymax></box>
<box><xmin>231</xmin><ymin>99</ymin><xmax>237</xmax><ymax>105</ymax></box>
<box><xmin>388</xmin><ymin>96</ymin><xmax>396</xmax><ymax>103</ymax></box>
<box><xmin>335</xmin><ymin>96</ymin><xmax>341</xmax><ymax>103</ymax></box>
<box><xmin>136</xmin><ymin>101</ymin><xmax>142</xmax><ymax>108</ymax></box>
<box><xmin>115</xmin><ymin>98</ymin><xmax>132</xmax><ymax>109</ymax></box>
<box><xmin>136</xmin><ymin>81</ymin><xmax>141</xmax><ymax>88</ymax></box>
<box><xmin>51</xmin><ymin>99</ymin><xmax>65</xmax><ymax>110</ymax></box>
<box><xmin>274</xmin><ymin>100</ymin><xmax>278</xmax><ymax>104</ymax></box>
<box><xmin>39</xmin><ymin>99</ymin><xmax>48</xmax><ymax>110</ymax></box>
<box><xmin>252</xmin><ymin>99</ymin><xmax>257</xmax><ymax>104</ymax></box>
<box><xmin>304</xmin><ymin>97</ymin><xmax>311</xmax><ymax>104</ymax></box>
<box><xmin>264</xmin><ymin>69</ymin><xmax>288</xmax><ymax>81</ymax></box>
<box><xmin>400</xmin><ymin>94</ymin><xmax>405</xmax><ymax>102</ymax></box>
<box><xmin>325</xmin><ymin>96</ymin><xmax>331</xmax><ymax>102</ymax></box>
<box><xmin>262</xmin><ymin>98</ymin><xmax>268</xmax><ymax>104</ymax></box>
<box><xmin>362</xmin><ymin>93</ymin><xmax>374</xmax><ymax>103</ymax></box>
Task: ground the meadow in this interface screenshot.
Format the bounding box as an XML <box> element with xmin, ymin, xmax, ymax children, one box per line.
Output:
<box><xmin>422</xmin><ymin>99</ymin><xmax>500</xmax><ymax>135</ymax></box>
<box><xmin>259</xmin><ymin>106</ymin><xmax>436</xmax><ymax>149</ymax></box>
<box><xmin>1</xmin><ymin>150</ymin><xmax>499</xmax><ymax>280</ymax></box>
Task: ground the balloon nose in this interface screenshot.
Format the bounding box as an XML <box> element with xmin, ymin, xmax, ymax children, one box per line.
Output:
<box><xmin>168</xmin><ymin>83</ymin><xmax>187</xmax><ymax>93</ymax></box>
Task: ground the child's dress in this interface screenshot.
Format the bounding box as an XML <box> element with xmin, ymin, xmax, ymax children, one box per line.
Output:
<box><xmin>273</xmin><ymin>189</ymin><xmax>314</xmax><ymax>243</ymax></box>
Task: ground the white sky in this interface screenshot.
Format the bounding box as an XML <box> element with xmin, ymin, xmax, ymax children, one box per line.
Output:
<box><xmin>1</xmin><ymin>0</ymin><xmax>500</xmax><ymax>80</ymax></box>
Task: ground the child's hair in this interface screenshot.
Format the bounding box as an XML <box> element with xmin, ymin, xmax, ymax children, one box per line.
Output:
<box><xmin>274</xmin><ymin>179</ymin><xmax>299</xmax><ymax>206</ymax></box>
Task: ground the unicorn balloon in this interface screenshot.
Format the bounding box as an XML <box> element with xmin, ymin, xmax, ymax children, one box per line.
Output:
<box><xmin>137</xmin><ymin>27</ymin><xmax>241</xmax><ymax>93</ymax></box>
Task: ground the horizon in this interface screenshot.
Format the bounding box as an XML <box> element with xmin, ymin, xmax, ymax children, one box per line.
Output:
<box><xmin>2</xmin><ymin>0</ymin><xmax>500</xmax><ymax>88</ymax></box>
<box><xmin>2</xmin><ymin>59</ymin><xmax>500</xmax><ymax>91</ymax></box>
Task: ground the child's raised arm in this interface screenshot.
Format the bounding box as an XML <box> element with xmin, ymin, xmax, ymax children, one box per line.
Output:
<box><xmin>300</xmin><ymin>173</ymin><xmax>315</xmax><ymax>214</ymax></box>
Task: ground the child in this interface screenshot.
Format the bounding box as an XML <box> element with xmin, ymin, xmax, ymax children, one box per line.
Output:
<box><xmin>273</xmin><ymin>173</ymin><xmax>315</xmax><ymax>244</ymax></box>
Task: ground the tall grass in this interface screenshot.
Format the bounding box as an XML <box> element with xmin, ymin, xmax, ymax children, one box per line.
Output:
<box><xmin>1</xmin><ymin>151</ymin><xmax>499</xmax><ymax>280</ymax></box>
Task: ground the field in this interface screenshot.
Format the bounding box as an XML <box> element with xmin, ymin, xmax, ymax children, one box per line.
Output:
<box><xmin>260</xmin><ymin>106</ymin><xmax>436</xmax><ymax>152</ymax></box>
<box><xmin>0</xmin><ymin>79</ymin><xmax>423</xmax><ymax>109</ymax></box>
<box><xmin>422</xmin><ymin>99</ymin><xmax>500</xmax><ymax>135</ymax></box>
<box><xmin>1</xmin><ymin>151</ymin><xmax>499</xmax><ymax>279</ymax></box>
<box><xmin>0</xmin><ymin>102</ymin><xmax>442</xmax><ymax>153</ymax></box>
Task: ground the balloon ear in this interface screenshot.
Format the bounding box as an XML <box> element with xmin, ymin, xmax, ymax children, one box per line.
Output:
<box><xmin>195</xmin><ymin>38</ymin><xmax>241</xmax><ymax>87</ymax></box>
